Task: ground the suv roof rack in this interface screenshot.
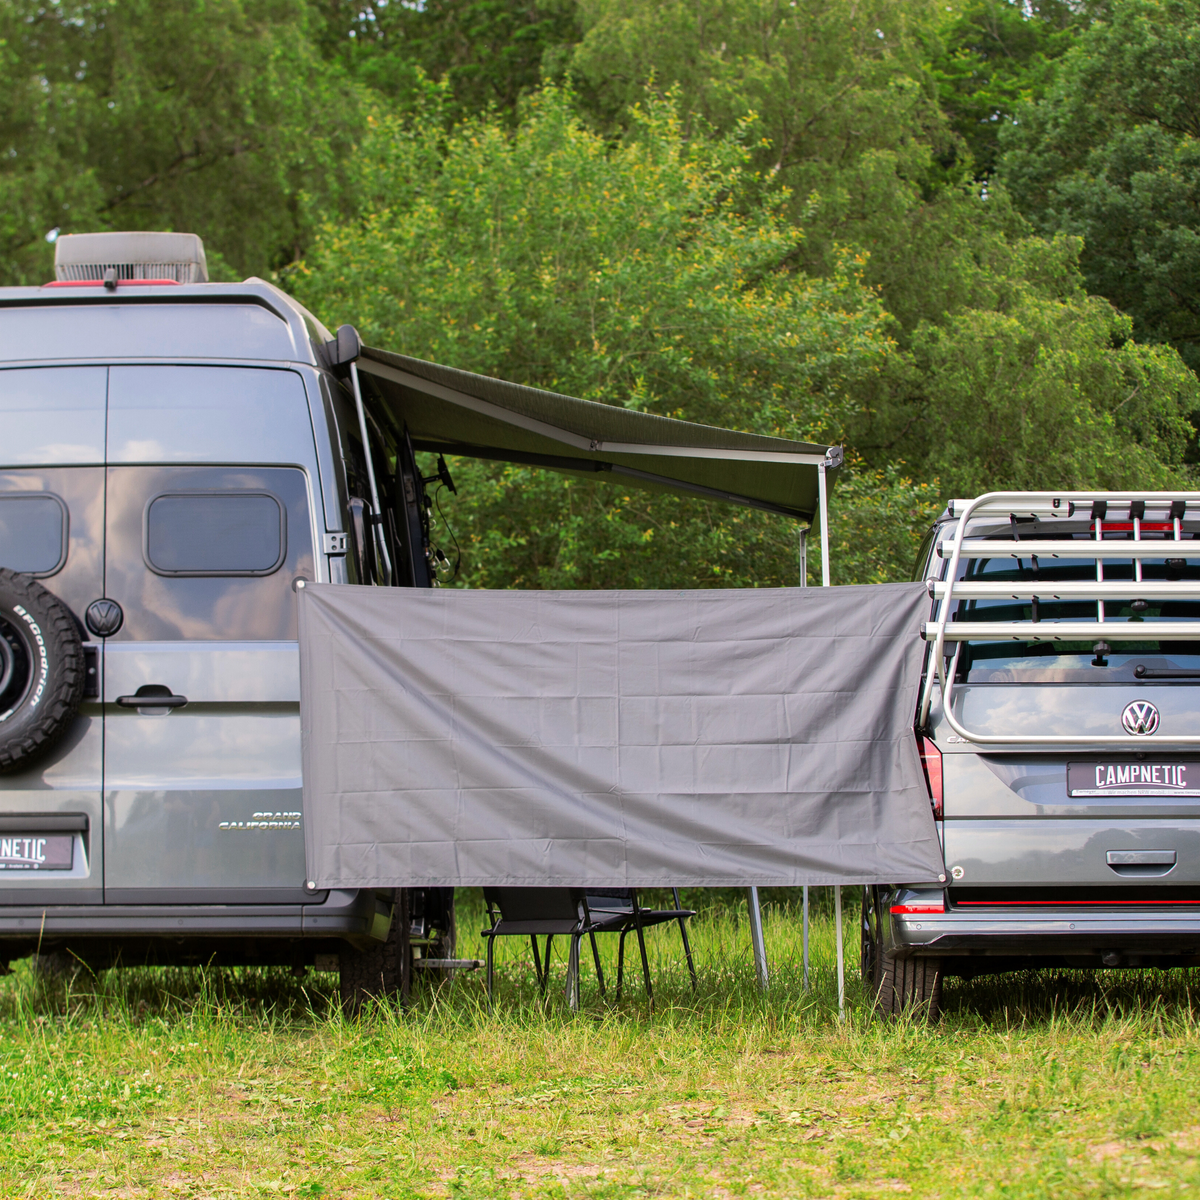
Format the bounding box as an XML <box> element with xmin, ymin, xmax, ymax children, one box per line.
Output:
<box><xmin>919</xmin><ymin>490</ymin><xmax>1200</xmax><ymax>744</ymax></box>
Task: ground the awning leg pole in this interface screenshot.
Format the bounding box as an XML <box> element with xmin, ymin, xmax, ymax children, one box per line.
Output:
<box><xmin>834</xmin><ymin>884</ymin><xmax>845</xmax><ymax>1017</ymax></box>
<box><xmin>818</xmin><ymin>461</ymin><xmax>831</xmax><ymax>588</ymax></box>
<box><xmin>748</xmin><ymin>887</ymin><xmax>768</xmax><ymax>991</ymax></box>
<box><xmin>802</xmin><ymin>885</ymin><xmax>810</xmax><ymax>991</ymax></box>
<box><xmin>798</xmin><ymin>527</ymin><xmax>808</xmax><ymax>588</ymax></box>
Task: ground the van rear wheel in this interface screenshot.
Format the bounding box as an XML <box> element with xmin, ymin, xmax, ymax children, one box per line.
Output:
<box><xmin>0</xmin><ymin>569</ymin><xmax>85</xmax><ymax>774</ymax></box>
<box><xmin>339</xmin><ymin>889</ymin><xmax>412</xmax><ymax>1016</ymax></box>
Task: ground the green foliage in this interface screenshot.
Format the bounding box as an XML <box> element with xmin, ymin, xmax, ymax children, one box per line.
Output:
<box><xmin>906</xmin><ymin>236</ymin><xmax>1199</xmax><ymax>496</ymax></box>
<box><xmin>569</xmin><ymin>0</ymin><xmax>974</xmax><ymax>342</ymax></box>
<box><xmin>826</xmin><ymin>462</ymin><xmax>944</xmax><ymax>586</ymax></box>
<box><xmin>293</xmin><ymin>88</ymin><xmax>895</xmax><ymax>588</ymax></box>
<box><xmin>571</xmin><ymin>0</ymin><xmax>947</xmax><ymax>170</ymax></box>
<box><xmin>312</xmin><ymin>0</ymin><xmax>580</xmax><ymax>122</ymax></box>
<box><xmin>1000</xmin><ymin>0</ymin><xmax>1200</xmax><ymax>370</ymax></box>
<box><xmin>0</xmin><ymin>0</ymin><xmax>362</xmax><ymax>283</ymax></box>
<box><xmin>927</xmin><ymin>0</ymin><xmax>1095</xmax><ymax>178</ymax></box>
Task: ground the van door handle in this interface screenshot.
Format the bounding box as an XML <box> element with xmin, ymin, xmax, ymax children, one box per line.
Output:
<box><xmin>1107</xmin><ymin>850</ymin><xmax>1176</xmax><ymax>865</ymax></box>
<box><xmin>116</xmin><ymin>685</ymin><xmax>188</xmax><ymax>709</ymax></box>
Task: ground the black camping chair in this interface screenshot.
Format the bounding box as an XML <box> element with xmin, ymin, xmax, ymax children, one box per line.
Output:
<box><xmin>481</xmin><ymin>887</ymin><xmax>698</xmax><ymax>1008</ymax></box>
<box><xmin>482</xmin><ymin>887</ymin><xmax>607</xmax><ymax>1010</ymax></box>
<box><xmin>581</xmin><ymin>888</ymin><xmax>698</xmax><ymax>1002</ymax></box>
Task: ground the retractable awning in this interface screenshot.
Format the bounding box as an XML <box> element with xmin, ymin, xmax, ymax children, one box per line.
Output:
<box><xmin>357</xmin><ymin>346</ymin><xmax>841</xmax><ymax>522</ymax></box>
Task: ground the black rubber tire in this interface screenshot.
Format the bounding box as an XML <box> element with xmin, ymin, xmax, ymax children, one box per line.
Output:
<box><xmin>876</xmin><ymin>953</ymin><xmax>943</xmax><ymax>1021</ymax></box>
<box><xmin>339</xmin><ymin>889</ymin><xmax>411</xmax><ymax>1017</ymax></box>
<box><xmin>0</xmin><ymin>569</ymin><xmax>85</xmax><ymax>774</ymax></box>
<box><xmin>861</xmin><ymin>886</ymin><xmax>942</xmax><ymax>1021</ymax></box>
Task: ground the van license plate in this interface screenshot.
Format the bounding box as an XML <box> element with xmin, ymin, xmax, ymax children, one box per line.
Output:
<box><xmin>0</xmin><ymin>835</ymin><xmax>73</xmax><ymax>870</ymax></box>
<box><xmin>1068</xmin><ymin>762</ymin><xmax>1200</xmax><ymax>797</ymax></box>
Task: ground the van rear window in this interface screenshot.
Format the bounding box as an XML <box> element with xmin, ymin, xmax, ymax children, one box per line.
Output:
<box><xmin>144</xmin><ymin>492</ymin><xmax>285</xmax><ymax>576</ymax></box>
<box><xmin>0</xmin><ymin>494</ymin><xmax>67</xmax><ymax>576</ymax></box>
<box><xmin>952</xmin><ymin>520</ymin><xmax>1200</xmax><ymax>682</ymax></box>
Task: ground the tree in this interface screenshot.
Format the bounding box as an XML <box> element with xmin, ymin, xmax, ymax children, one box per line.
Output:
<box><xmin>311</xmin><ymin>0</ymin><xmax>580</xmax><ymax>122</ymax></box>
<box><xmin>292</xmin><ymin>88</ymin><xmax>899</xmax><ymax>588</ymax></box>
<box><xmin>872</xmin><ymin>235</ymin><xmax>1199</xmax><ymax>497</ymax></box>
<box><xmin>927</xmin><ymin>0</ymin><xmax>1095</xmax><ymax>179</ymax></box>
<box><xmin>999</xmin><ymin>0</ymin><xmax>1200</xmax><ymax>372</ymax></box>
<box><xmin>0</xmin><ymin>0</ymin><xmax>362</xmax><ymax>285</ymax></box>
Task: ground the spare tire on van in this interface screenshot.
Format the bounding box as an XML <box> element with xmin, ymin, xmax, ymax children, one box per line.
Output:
<box><xmin>0</xmin><ymin>568</ymin><xmax>85</xmax><ymax>773</ymax></box>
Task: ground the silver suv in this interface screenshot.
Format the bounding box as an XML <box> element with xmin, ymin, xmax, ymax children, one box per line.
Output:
<box><xmin>864</xmin><ymin>491</ymin><xmax>1200</xmax><ymax>1018</ymax></box>
<box><xmin>0</xmin><ymin>231</ymin><xmax>452</xmax><ymax>1009</ymax></box>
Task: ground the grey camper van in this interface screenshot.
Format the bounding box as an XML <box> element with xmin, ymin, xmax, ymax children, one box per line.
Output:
<box><xmin>0</xmin><ymin>231</ymin><xmax>453</xmax><ymax>1006</ymax></box>
<box><xmin>0</xmin><ymin>231</ymin><xmax>838</xmax><ymax>1009</ymax></box>
<box><xmin>863</xmin><ymin>491</ymin><xmax>1200</xmax><ymax>1018</ymax></box>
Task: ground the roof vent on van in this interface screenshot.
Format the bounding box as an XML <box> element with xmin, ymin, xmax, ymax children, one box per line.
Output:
<box><xmin>54</xmin><ymin>231</ymin><xmax>208</xmax><ymax>284</ymax></box>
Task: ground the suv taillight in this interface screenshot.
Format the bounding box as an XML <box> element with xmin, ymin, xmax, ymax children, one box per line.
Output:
<box><xmin>918</xmin><ymin>735</ymin><xmax>942</xmax><ymax>820</ymax></box>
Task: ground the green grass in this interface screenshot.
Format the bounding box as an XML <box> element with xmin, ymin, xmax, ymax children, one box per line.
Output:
<box><xmin>2</xmin><ymin>890</ymin><xmax>1200</xmax><ymax>1198</ymax></box>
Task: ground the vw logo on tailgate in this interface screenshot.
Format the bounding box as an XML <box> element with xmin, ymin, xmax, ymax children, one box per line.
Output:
<box><xmin>1123</xmin><ymin>700</ymin><xmax>1161</xmax><ymax>736</ymax></box>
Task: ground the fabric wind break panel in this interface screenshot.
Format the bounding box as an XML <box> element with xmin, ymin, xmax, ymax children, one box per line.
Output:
<box><xmin>298</xmin><ymin>581</ymin><xmax>943</xmax><ymax>888</ymax></box>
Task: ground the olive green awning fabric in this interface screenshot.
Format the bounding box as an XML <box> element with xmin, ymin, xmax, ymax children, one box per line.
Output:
<box><xmin>359</xmin><ymin>346</ymin><xmax>839</xmax><ymax>520</ymax></box>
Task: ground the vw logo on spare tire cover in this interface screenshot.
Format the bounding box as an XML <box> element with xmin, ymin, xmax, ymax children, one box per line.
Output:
<box><xmin>85</xmin><ymin>598</ymin><xmax>123</xmax><ymax>638</ymax></box>
<box><xmin>1122</xmin><ymin>700</ymin><xmax>1160</xmax><ymax>736</ymax></box>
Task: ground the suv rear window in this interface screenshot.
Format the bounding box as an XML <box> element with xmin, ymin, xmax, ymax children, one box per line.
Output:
<box><xmin>0</xmin><ymin>493</ymin><xmax>67</xmax><ymax>576</ymax></box>
<box><xmin>144</xmin><ymin>492</ymin><xmax>285</xmax><ymax>577</ymax></box>
<box><xmin>949</xmin><ymin>518</ymin><xmax>1200</xmax><ymax>683</ymax></box>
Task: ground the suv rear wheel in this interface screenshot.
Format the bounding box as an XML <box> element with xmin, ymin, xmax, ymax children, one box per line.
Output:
<box><xmin>861</xmin><ymin>886</ymin><xmax>943</xmax><ymax>1021</ymax></box>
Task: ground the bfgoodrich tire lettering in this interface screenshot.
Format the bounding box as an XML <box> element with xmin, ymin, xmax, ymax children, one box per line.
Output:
<box><xmin>0</xmin><ymin>568</ymin><xmax>85</xmax><ymax>774</ymax></box>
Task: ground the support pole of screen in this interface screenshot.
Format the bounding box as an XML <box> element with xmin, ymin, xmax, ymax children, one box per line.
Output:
<box><xmin>797</xmin><ymin>525</ymin><xmax>811</xmax><ymax>991</ymax></box>
<box><xmin>349</xmin><ymin>360</ymin><xmax>394</xmax><ymax>586</ymax></box>
<box><xmin>748</xmin><ymin>886</ymin><xmax>768</xmax><ymax>991</ymax></box>
<box><xmin>817</xmin><ymin>456</ymin><xmax>843</xmax><ymax>1014</ymax></box>
<box><xmin>802</xmin><ymin>886</ymin><xmax>810</xmax><ymax>991</ymax></box>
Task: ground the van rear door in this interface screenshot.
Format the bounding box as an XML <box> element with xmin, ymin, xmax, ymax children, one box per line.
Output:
<box><xmin>101</xmin><ymin>366</ymin><xmax>318</xmax><ymax>902</ymax></box>
<box><xmin>0</xmin><ymin>367</ymin><xmax>107</xmax><ymax>903</ymax></box>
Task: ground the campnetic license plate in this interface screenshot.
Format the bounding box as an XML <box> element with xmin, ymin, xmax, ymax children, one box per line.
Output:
<box><xmin>1068</xmin><ymin>761</ymin><xmax>1200</xmax><ymax>797</ymax></box>
<box><xmin>0</xmin><ymin>834</ymin><xmax>74</xmax><ymax>870</ymax></box>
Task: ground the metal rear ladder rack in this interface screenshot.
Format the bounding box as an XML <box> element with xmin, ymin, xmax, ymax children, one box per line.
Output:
<box><xmin>919</xmin><ymin>491</ymin><xmax>1200</xmax><ymax>745</ymax></box>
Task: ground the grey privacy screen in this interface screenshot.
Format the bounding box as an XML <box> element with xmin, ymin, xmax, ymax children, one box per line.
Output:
<box><xmin>298</xmin><ymin>582</ymin><xmax>943</xmax><ymax>888</ymax></box>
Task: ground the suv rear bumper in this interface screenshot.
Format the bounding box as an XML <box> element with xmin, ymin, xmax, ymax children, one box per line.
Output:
<box><xmin>892</xmin><ymin>905</ymin><xmax>1200</xmax><ymax>962</ymax></box>
<box><xmin>0</xmin><ymin>888</ymin><xmax>387</xmax><ymax>941</ymax></box>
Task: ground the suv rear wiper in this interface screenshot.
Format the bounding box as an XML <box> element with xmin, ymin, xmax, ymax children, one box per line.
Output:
<box><xmin>1134</xmin><ymin>665</ymin><xmax>1200</xmax><ymax>679</ymax></box>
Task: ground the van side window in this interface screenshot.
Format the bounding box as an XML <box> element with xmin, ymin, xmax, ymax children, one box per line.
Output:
<box><xmin>144</xmin><ymin>492</ymin><xmax>285</xmax><ymax>577</ymax></box>
<box><xmin>0</xmin><ymin>493</ymin><xmax>68</xmax><ymax>577</ymax></box>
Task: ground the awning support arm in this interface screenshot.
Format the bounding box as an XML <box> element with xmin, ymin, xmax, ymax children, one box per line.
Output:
<box><xmin>349</xmin><ymin>360</ymin><xmax>393</xmax><ymax>586</ymax></box>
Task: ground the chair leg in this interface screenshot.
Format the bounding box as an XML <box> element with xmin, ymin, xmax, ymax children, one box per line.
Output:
<box><xmin>634</xmin><ymin>907</ymin><xmax>653</xmax><ymax>1004</ymax></box>
<box><xmin>566</xmin><ymin>935</ymin><xmax>580</xmax><ymax>1011</ymax></box>
<box><xmin>530</xmin><ymin>934</ymin><xmax>544</xmax><ymax>991</ymax></box>
<box><xmin>398</xmin><ymin>888</ymin><xmax>412</xmax><ymax>1007</ymax></box>
<box><xmin>589</xmin><ymin>931</ymin><xmax>606</xmax><ymax>997</ymax></box>
<box><xmin>616</xmin><ymin>929</ymin><xmax>628</xmax><ymax>1000</ymax></box>
<box><xmin>485</xmin><ymin>935</ymin><xmax>495</xmax><ymax>1011</ymax></box>
<box><xmin>542</xmin><ymin>935</ymin><xmax>554</xmax><ymax>995</ymax></box>
<box><xmin>673</xmin><ymin>887</ymin><xmax>698</xmax><ymax>992</ymax></box>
